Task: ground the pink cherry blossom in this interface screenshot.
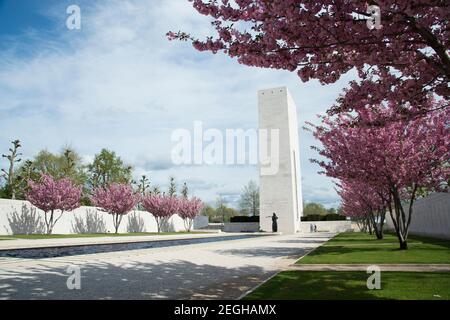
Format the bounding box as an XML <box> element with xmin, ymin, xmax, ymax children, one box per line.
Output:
<box><xmin>178</xmin><ymin>197</ymin><xmax>204</xmax><ymax>232</ymax></box>
<box><xmin>141</xmin><ymin>194</ymin><xmax>180</xmax><ymax>233</ymax></box>
<box><xmin>308</xmin><ymin>104</ymin><xmax>449</xmax><ymax>249</ymax></box>
<box><xmin>27</xmin><ymin>174</ymin><xmax>81</xmax><ymax>234</ymax></box>
<box><xmin>91</xmin><ymin>183</ymin><xmax>139</xmax><ymax>234</ymax></box>
<box><xmin>169</xmin><ymin>1</ymin><xmax>449</xmax><ymax>124</ymax></box>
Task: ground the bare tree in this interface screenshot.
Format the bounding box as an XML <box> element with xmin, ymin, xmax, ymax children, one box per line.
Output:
<box><xmin>239</xmin><ymin>180</ymin><xmax>260</xmax><ymax>216</ymax></box>
<box><xmin>1</xmin><ymin>140</ymin><xmax>22</xmax><ymax>199</ymax></box>
<box><xmin>181</xmin><ymin>182</ymin><xmax>188</xmax><ymax>198</ymax></box>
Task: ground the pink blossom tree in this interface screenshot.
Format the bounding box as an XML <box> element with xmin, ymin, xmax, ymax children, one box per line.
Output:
<box><xmin>178</xmin><ymin>197</ymin><xmax>204</xmax><ymax>232</ymax></box>
<box><xmin>27</xmin><ymin>174</ymin><xmax>81</xmax><ymax>234</ymax></box>
<box><xmin>309</xmin><ymin>104</ymin><xmax>449</xmax><ymax>249</ymax></box>
<box><xmin>91</xmin><ymin>183</ymin><xmax>139</xmax><ymax>234</ymax></box>
<box><xmin>141</xmin><ymin>194</ymin><xmax>180</xmax><ymax>233</ymax></box>
<box><xmin>169</xmin><ymin>1</ymin><xmax>449</xmax><ymax>123</ymax></box>
<box><xmin>337</xmin><ymin>180</ymin><xmax>388</xmax><ymax>239</ymax></box>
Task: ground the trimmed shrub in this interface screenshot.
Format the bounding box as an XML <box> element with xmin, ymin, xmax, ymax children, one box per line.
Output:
<box><xmin>301</xmin><ymin>214</ymin><xmax>346</xmax><ymax>221</ymax></box>
<box><xmin>230</xmin><ymin>215</ymin><xmax>260</xmax><ymax>223</ymax></box>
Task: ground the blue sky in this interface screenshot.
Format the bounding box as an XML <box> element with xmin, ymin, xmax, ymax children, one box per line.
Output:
<box><xmin>0</xmin><ymin>0</ymin><xmax>356</xmax><ymax>208</ymax></box>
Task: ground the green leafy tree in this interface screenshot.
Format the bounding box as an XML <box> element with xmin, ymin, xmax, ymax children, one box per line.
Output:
<box><xmin>200</xmin><ymin>201</ymin><xmax>238</xmax><ymax>223</ymax></box>
<box><xmin>201</xmin><ymin>204</ymin><xmax>216</xmax><ymax>222</ymax></box>
<box><xmin>303</xmin><ymin>202</ymin><xmax>328</xmax><ymax>216</ymax></box>
<box><xmin>215</xmin><ymin>195</ymin><xmax>238</xmax><ymax>223</ymax></box>
<box><xmin>15</xmin><ymin>160</ymin><xmax>37</xmax><ymax>199</ymax></box>
<box><xmin>238</xmin><ymin>180</ymin><xmax>259</xmax><ymax>216</ymax></box>
<box><xmin>87</xmin><ymin>149</ymin><xmax>132</xmax><ymax>189</ymax></box>
<box><xmin>30</xmin><ymin>148</ymin><xmax>87</xmax><ymax>185</ymax></box>
<box><xmin>327</xmin><ymin>207</ymin><xmax>337</xmax><ymax>215</ymax></box>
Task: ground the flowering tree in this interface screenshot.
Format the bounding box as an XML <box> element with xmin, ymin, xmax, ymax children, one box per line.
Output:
<box><xmin>337</xmin><ymin>180</ymin><xmax>388</xmax><ymax>239</ymax></box>
<box><xmin>309</xmin><ymin>104</ymin><xmax>449</xmax><ymax>249</ymax></box>
<box><xmin>141</xmin><ymin>194</ymin><xmax>180</xmax><ymax>233</ymax></box>
<box><xmin>178</xmin><ymin>197</ymin><xmax>203</xmax><ymax>232</ymax></box>
<box><xmin>169</xmin><ymin>1</ymin><xmax>449</xmax><ymax>123</ymax></box>
<box><xmin>91</xmin><ymin>183</ymin><xmax>139</xmax><ymax>234</ymax></box>
<box><xmin>27</xmin><ymin>174</ymin><xmax>81</xmax><ymax>234</ymax></box>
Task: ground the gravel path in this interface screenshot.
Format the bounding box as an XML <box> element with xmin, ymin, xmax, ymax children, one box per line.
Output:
<box><xmin>0</xmin><ymin>232</ymin><xmax>333</xmax><ymax>300</ymax></box>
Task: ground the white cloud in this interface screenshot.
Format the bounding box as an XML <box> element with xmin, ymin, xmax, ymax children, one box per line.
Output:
<box><xmin>0</xmin><ymin>0</ymin><xmax>356</xmax><ymax>208</ymax></box>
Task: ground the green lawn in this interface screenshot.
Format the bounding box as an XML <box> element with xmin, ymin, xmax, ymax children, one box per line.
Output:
<box><xmin>244</xmin><ymin>271</ymin><xmax>450</xmax><ymax>300</ymax></box>
<box><xmin>298</xmin><ymin>232</ymin><xmax>450</xmax><ymax>264</ymax></box>
<box><xmin>0</xmin><ymin>231</ymin><xmax>207</xmax><ymax>240</ymax></box>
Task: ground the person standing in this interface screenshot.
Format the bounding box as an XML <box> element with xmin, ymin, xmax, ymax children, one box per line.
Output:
<box><xmin>271</xmin><ymin>213</ymin><xmax>278</xmax><ymax>232</ymax></box>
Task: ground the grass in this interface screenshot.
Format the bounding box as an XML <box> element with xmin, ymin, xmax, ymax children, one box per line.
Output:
<box><xmin>297</xmin><ymin>232</ymin><xmax>450</xmax><ymax>264</ymax></box>
<box><xmin>245</xmin><ymin>232</ymin><xmax>450</xmax><ymax>300</ymax></box>
<box><xmin>0</xmin><ymin>231</ymin><xmax>208</xmax><ymax>240</ymax></box>
<box><xmin>244</xmin><ymin>271</ymin><xmax>450</xmax><ymax>300</ymax></box>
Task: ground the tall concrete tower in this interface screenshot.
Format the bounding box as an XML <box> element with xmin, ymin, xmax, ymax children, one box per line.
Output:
<box><xmin>258</xmin><ymin>87</ymin><xmax>303</xmax><ymax>234</ymax></box>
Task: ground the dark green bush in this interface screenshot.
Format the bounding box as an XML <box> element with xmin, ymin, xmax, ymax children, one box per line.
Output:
<box><xmin>230</xmin><ymin>216</ymin><xmax>260</xmax><ymax>223</ymax></box>
<box><xmin>301</xmin><ymin>214</ymin><xmax>346</xmax><ymax>221</ymax></box>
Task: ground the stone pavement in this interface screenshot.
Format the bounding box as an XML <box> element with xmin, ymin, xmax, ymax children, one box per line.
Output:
<box><xmin>0</xmin><ymin>232</ymin><xmax>334</xmax><ymax>300</ymax></box>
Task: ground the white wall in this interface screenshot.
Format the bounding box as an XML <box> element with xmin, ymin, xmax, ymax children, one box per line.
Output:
<box><xmin>385</xmin><ymin>192</ymin><xmax>450</xmax><ymax>240</ymax></box>
<box><xmin>223</xmin><ymin>222</ymin><xmax>260</xmax><ymax>233</ymax></box>
<box><xmin>299</xmin><ymin>221</ymin><xmax>353</xmax><ymax>233</ymax></box>
<box><xmin>0</xmin><ymin>199</ymin><xmax>207</xmax><ymax>235</ymax></box>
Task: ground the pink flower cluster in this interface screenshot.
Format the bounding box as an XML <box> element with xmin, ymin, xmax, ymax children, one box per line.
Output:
<box><xmin>27</xmin><ymin>174</ymin><xmax>81</xmax><ymax>213</ymax></box>
<box><xmin>141</xmin><ymin>195</ymin><xmax>203</xmax><ymax>232</ymax></box>
<box><xmin>170</xmin><ymin>1</ymin><xmax>449</xmax><ymax>124</ymax></box>
<box><xmin>26</xmin><ymin>174</ymin><xmax>205</xmax><ymax>234</ymax></box>
<box><xmin>91</xmin><ymin>183</ymin><xmax>139</xmax><ymax>216</ymax></box>
<box><xmin>309</xmin><ymin>104</ymin><xmax>449</xmax><ymax>248</ymax></box>
<box><xmin>26</xmin><ymin>174</ymin><xmax>82</xmax><ymax>234</ymax></box>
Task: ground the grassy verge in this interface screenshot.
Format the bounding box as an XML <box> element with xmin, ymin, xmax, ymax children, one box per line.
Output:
<box><xmin>0</xmin><ymin>231</ymin><xmax>208</xmax><ymax>240</ymax></box>
<box><xmin>297</xmin><ymin>232</ymin><xmax>450</xmax><ymax>264</ymax></box>
<box><xmin>244</xmin><ymin>271</ymin><xmax>450</xmax><ymax>300</ymax></box>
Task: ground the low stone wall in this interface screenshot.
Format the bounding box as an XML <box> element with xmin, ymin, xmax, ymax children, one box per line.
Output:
<box><xmin>385</xmin><ymin>192</ymin><xmax>450</xmax><ymax>240</ymax></box>
<box><xmin>223</xmin><ymin>222</ymin><xmax>260</xmax><ymax>233</ymax></box>
<box><xmin>222</xmin><ymin>220</ymin><xmax>353</xmax><ymax>233</ymax></box>
<box><xmin>193</xmin><ymin>215</ymin><xmax>209</xmax><ymax>230</ymax></box>
<box><xmin>0</xmin><ymin>199</ymin><xmax>206</xmax><ymax>235</ymax></box>
<box><xmin>299</xmin><ymin>221</ymin><xmax>353</xmax><ymax>233</ymax></box>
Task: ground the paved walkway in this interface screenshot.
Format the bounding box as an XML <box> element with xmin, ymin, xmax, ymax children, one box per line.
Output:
<box><xmin>0</xmin><ymin>232</ymin><xmax>334</xmax><ymax>300</ymax></box>
<box><xmin>287</xmin><ymin>264</ymin><xmax>450</xmax><ymax>272</ymax></box>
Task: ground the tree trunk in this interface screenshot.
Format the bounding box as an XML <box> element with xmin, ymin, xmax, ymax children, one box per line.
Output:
<box><xmin>399</xmin><ymin>240</ymin><xmax>408</xmax><ymax>250</ymax></box>
<box><xmin>46</xmin><ymin>210</ymin><xmax>55</xmax><ymax>235</ymax></box>
<box><xmin>367</xmin><ymin>217</ymin><xmax>373</xmax><ymax>235</ymax></box>
<box><xmin>113</xmin><ymin>214</ymin><xmax>122</xmax><ymax>234</ymax></box>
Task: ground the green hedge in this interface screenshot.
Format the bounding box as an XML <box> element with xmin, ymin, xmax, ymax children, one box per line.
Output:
<box><xmin>230</xmin><ymin>216</ymin><xmax>260</xmax><ymax>223</ymax></box>
<box><xmin>301</xmin><ymin>214</ymin><xmax>346</xmax><ymax>222</ymax></box>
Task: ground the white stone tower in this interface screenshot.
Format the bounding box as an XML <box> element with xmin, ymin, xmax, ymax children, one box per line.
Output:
<box><xmin>258</xmin><ymin>87</ymin><xmax>303</xmax><ymax>234</ymax></box>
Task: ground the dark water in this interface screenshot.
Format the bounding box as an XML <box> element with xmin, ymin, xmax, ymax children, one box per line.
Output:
<box><xmin>0</xmin><ymin>234</ymin><xmax>261</xmax><ymax>259</ymax></box>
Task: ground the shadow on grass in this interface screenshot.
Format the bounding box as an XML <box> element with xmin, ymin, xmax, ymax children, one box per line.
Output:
<box><xmin>299</xmin><ymin>233</ymin><xmax>450</xmax><ymax>264</ymax></box>
<box><xmin>244</xmin><ymin>271</ymin><xmax>450</xmax><ymax>300</ymax></box>
<box><xmin>245</xmin><ymin>271</ymin><xmax>386</xmax><ymax>300</ymax></box>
